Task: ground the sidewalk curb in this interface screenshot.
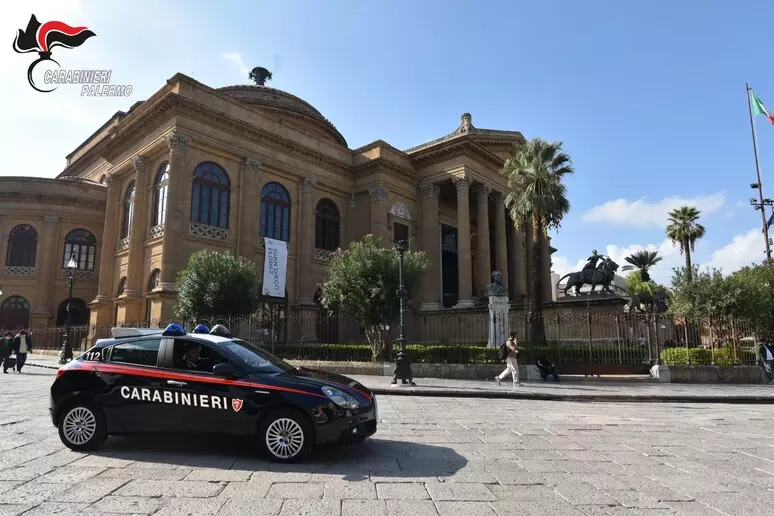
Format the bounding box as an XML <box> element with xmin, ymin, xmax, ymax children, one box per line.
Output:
<box><xmin>28</xmin><ymin>361</ymin><xmax>58</xmax><ymax>370</ymax></box>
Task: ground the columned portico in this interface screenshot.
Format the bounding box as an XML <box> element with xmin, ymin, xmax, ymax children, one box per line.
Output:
<box><xmin>123</xmin><ymin>155</ymin><xmax>150</xmax><ymax>322</ymax></box>
<box><xmin>452</xmin><ymin>175</ymin><xmax>474</xmax><ymax>309</ymax></box>
<box><xmin>419</xmin><ymin>183</ymin><xmax>441</xmax><ymax>311</ymax></box>
<box><xmin>473</xmin><ymin>184</ymin><xmax>491</xmax><ymax>301</ymax></box>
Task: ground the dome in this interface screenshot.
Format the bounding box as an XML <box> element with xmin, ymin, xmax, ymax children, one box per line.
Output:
<box><xmin>217</xmin><ymin>85</ymin><xmax>347</xmax><ymax>147</ymax></box>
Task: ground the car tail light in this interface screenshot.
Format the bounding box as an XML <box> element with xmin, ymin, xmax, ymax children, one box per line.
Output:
<box><xmin>56</xmin><ymin>369</ymin><xmax>65</xmax><ymax>379</ymax></box>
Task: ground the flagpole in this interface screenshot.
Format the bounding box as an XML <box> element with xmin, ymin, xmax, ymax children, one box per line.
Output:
<box><xmin>746</xmin><ymin>82</ymin><xmax>773</xmax><ymax>263</ymax></box>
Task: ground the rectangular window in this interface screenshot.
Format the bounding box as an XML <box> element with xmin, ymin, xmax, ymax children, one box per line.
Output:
<box><xmin>394</xmin><ymin>222</ymin><xmax>409</xmax><ymax>243</ymax></box>
<box><xmin>109</xmin><ymin>339</ymin><xmax>161</xmax><ymax>367</ymax></box>
<box><xmin>171</xmin><ymin>340</ymin><xmax>228</xmax><ymax>373</ymax></box>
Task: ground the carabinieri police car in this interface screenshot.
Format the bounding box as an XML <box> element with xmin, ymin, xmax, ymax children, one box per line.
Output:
<box><xmin>50</xmin><ymin>323</ymin><xmax>377</xmax><ymax>462</ymax></box>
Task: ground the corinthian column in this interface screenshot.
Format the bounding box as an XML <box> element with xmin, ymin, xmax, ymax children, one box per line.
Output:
<box><xmin>419</xmin><ymin>183</ymin><xmax>441</xmax><ymax>311</ymax></box>
<box><xmin>296</xmin><ymin>177</ymin><xmax>316</xmax><ymax>305</ymax></box>
<box><xmin>453</xmin><ymin>176</ymin><xmax>474</xmax><ymax>309</ymax></box>
<box><xmin>159</xmin><ymin>131</ymin><xmax>191</xmax><ymax>292</ymax></box>
<box><xmin>33</xmin><ymin>215</ymin><xmax>59</xmax><ymax>319</ymax></box>
<box><xmin>95</xmin><ymin>175</ymin><xmax>120</xmax><ymax>303</ymax></box>
<box><xmin>125</xmin><ymin>156</ymin><xmax>150</xmax><ymax>301</ymax></box>
<box><xmin>368</xmin><ymin>185</ymin><xmax>389</xmax><ymax>246</ymax></box>
<box><xmin>473</xmin><ymin>184</ymin><xmax>491</xmax><ymax>300</ymax></box>
<box><xmin>239</xmin><ymin>157</ymin><xmax>261</xmax><ymax>256</ymax></box>
<box><xmin>493</xmin><ymin>193</ymin><xmax>509</xmax><ymax>297</ymax></box>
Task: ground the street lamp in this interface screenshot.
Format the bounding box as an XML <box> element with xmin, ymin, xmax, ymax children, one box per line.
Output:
<box><xmin>59</xmin><ymin>254</ymin><xmax>78</xmax><ymax>364</ymax></box>
<box><xmin>391</xmin><ymin>237</ymin><xmax>415</xmax><ymax>386</ymax></box>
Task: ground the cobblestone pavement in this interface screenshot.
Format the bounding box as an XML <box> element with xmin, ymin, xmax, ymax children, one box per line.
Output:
<box><xmin>1</xmin><ymin>369</ymin><xmax>773</xmax><ymax>515</ymax></box>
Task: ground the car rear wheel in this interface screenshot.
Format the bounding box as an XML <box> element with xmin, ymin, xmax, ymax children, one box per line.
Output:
<box><xmin>259</xmin><ymin>409</ymin><xmax>312</xmax><ymax>463</ymax></box>
<box><xmin>58</xmin><ymin>401</ymin><xmax>107</xmax><ymax>451</ymax></box>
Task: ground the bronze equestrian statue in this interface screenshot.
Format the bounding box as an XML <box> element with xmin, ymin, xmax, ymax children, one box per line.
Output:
<box><xmin>557</xmin><ymin>256</ymin><xmax>619</xmax><ymax>296</ymax></box>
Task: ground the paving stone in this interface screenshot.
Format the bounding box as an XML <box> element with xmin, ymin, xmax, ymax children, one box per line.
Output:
<box><xmin>36</xmin><ymin>465</ymin><xmax>107</xmax><ymax>483</ymax></box>
<box><xmin>341</xmin><ymin>500</ymin><xmax>387</xmax><ymax>516</ymax></box>
<box><xmin>491</xmin><ymin>499</ymin><xmax>586</xmax><ymax>516</ymax></box>
<box><xmin>152</xmin><ymin>497</ymin><xmax>226</xmax><ymax>516</ymax></box>
<box><xmin>217</xmin><ymin>499</ymin><xmax>283</xmax><ymax>516</ymax></box>
<box><xmin>425</xmin><ymin>481</ymin><xmax>496</xmax><ymax>502</ymax></box>
<box><xmin>606</xmin><ymin>491</ymin><xmax>669</xmax><ymax>509</ymax></box>
<box><xmin>553</xmin><ymin>481</ymin><xmax>620</xmax><ymax>506</ymax></box>
<box><xmin>435</xmin><ymin>501</ymin><xmax>496</xmax><ymax>516</ymax></box>
<box><xmin>323</xmin><ymin>480</ymin><xmax>376</xmax><ymax>500</ymax></box>
<box><xmin>664</xmin><ymin>501</ymin><xmax>723</xmax><ymax>515</ymax></box>
<box><xmin>13</xmin><ymin>502</ymin><xmax>90</xmax><ymax>516</ymax></box>
<box><xmin>0</xmin><ymin>482</ymin><xmax>70</xmax><ymax>504</ymax></box>
<box><xmin>0</xmin><ymin>505</ymin><xmax>36</xmax><ymax>516</ymax></box>
<box><xmin>218</xmin><ymin>480</ymin><xmax>272</xmax><ymax>499</ymax></box>
<box><xmin>517</xmin><ymin>460</ymin><xmax>568</xmax><ymax>473</ymax></box>
<box><xmin>278</xmin><ymin>499</ymin><xmax>341</xmax><ymax>516</ymax></box>
<box><xmin>113</xmin><ymin>480</ymin><xmax>225</xmax><ymax>498</ymax></box>
<box><xmin>487</xmin><ymin>484</ymin><xmax>560</xmax><ymax>501</ymax></box>
<box><xmin>96</xmin><ymin>467</ymin><xmax>193</xmax><ymax>480</ymax></box>
<box><xmin>50</xmin><ymin>478</ymin><xmax>127</xmax><ymax>503</ymax></box>
<box><xmin>184</xmin><ymin>468</ymin><xmax>251</xmax><ymax>482</ymax></box>
<box><xmin>266</xmin><ymin>482</ymin><xmax>324</xmax><ymax>499</ymax></box>
<box><xmin>376</xmin><ymin>482</ymin><xmax>429</xmax><ymax>500</ymax></box>
<box><xmin>251</xmin><ymin>471</ymin><xmax>313</xmax><ymax>483</ymax></box>
<box><xmin>88</xmin><ymin>495</ymin><xmax>164</xmax><ymax>514</ymax></box>
<box><xmin>385</xmin><ymin>499</ymin><xmax>439</xmax><ymax>516</ymax></box>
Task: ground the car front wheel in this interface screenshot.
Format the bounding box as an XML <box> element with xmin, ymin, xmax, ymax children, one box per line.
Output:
<box><xmin>259</xmin><ymin>409</ymin><xmax>313</xmax><ymax>463</ymax></box>
<box><xmin>58</xmin><ymin>401</ymin><xmax>108</xmax><ymax>451</ymax></box>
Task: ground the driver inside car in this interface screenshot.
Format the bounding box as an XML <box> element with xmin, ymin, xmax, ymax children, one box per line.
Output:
<box><xmin>180</xmin><ymin>342</ymin><xmax>201</xmax><ymax>370</ymax></box>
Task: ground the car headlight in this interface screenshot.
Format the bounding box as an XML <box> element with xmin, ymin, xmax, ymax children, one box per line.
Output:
<box><xmin>321</xmin><ymin>386</ymin><xmax>360</xmax><ymax>409</ymax></box>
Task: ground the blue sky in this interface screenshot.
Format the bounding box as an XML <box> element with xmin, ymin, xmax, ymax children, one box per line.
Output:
<box><xmin>3</xmin><ymin>0</ymin><xmax>774</xmax><ymax>284</ymax></box>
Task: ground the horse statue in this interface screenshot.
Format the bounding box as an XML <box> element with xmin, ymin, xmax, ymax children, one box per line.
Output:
<box><xmin>557</xmin><ymin>257</ymin><xmax>620</xmax><ymax>296</ymax></box>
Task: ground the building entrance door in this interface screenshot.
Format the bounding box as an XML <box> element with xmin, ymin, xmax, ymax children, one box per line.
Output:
<box><xmin>441</xmin><ymin>224</ymin><xmax>458</xmax><ymax>308</ymax></box>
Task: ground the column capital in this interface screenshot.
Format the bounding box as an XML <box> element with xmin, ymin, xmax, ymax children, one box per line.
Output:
<box><xmin>242</xmin><ymin>157</ymin><xmax>262</xmax><ymax>178</ymax></box>
<box><xmin>472</xmin><ymin>184</ymin><xmax>492</xmax><ymax>199</ymax></box>
<box><xmin>132</xmin><ymin>155</ymin><xmax>151</xmax><ymax>172</ymax></box>
<box><xmin>299</xmin><ymin>177</ymin><xmax>316</xmax><ymax>195</ymax></box>
<box><xmin>452</xmin><ymin>175</ymin><xmax>472</xmax><ymax>191</ymax></box>
<box><xmin>347</xmin><ymin>194</ymin><xmax>358</xmax><ymax>209</ymax></box>
<box><xmin>166</xmin><ymin>131</ymin><xmax>192</xmax><ymax>155</ymax></box>
<box><xmin>368</xmin><ymin>185</ymin><xmax>389</xmax><ymax>203</ymax></box>
<box><xmin>105</xmin><ymin>174</ymin><xmax>119</xmax><ymax>189</ymax></box>
<box><xmin>43</xmin><ymin>215</ymin><xmax>59</xmax><ymax>225</ymax></box>
<box><xmin>419</xmin><ymin>183</ymin><xmax>440</xmax><ymax>200</ymax></box>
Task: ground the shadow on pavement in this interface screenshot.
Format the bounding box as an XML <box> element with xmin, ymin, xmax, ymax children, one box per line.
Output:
<box><xmin>95</xmin><ymin>433</ymin><xmax>467</xmax><ymax>480</ymax></box>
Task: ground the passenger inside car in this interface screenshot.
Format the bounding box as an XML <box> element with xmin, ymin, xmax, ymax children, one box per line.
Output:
<box><xmin>177</xmin><ymin>342</ymin><xmax>201</xmax><ymax>370</ymax></box>
<box><xmin>173</xmin><ymin>341</ymin><xmax>226</xmax><ymax>372</ymax></box>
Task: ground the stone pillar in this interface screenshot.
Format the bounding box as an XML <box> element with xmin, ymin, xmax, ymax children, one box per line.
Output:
<box><xmin>31</xmin><ymin>215</ymin><xmax>59</xmax><ymax>325</ymax></box>
<box><xmin>90</xmin><ymin>174</ymin><xmax>121</xmax><ymax>326</ymax></box>
<box><xmin>296</xmin><ymin>177</ymin><xmax>316</xmax><ymax>306</ymax></box>
<box><xmin>368</xmin><ymin>185</ymin><xmax>389</xmax><ymax>246</ymax></box>
<box><xmin>239</xmin><ymin>157</ymin><xmax>262</xmax><ymax>257</ymax></box>
<box><xmin>488</xmin><ymin>295</ymin><xmax>510</xmax><ymax>348</ymax></box>
<box><xmin>123</xmin><ymin>156</ymin><xmax>150</xmax><ymax>322</ymax></box>
<box><xmin>473</xmin><ymin>184</ymin><xmax>491</xmax><ymax>301</ymax></box>
<box><xmin>452</xmin><ymin>176</ymin><xmax>474</xmax><ymax>309</ymax></box>
<box><xmin>346</xmin><ymin>194</ymin><xmax>358</xmax><ymax>246</ymax></box>
<box><xmin>0</xmin><ymin>215</ymin><xmax>6</xmax><ymax>279</ymax></box>
<box><xmin>419</xmin><ymin>183</ymin><xmax>441</xmax><ymax>311</ymax></box>
<box><xmin>159</xmin><ymin>131</ymin><xmax>191</xmax><ymax>293</ymax></box>
<box><xmin>493</xmin><ymin>194</ymin><xmax>509</xmax><ymax>297</ymax></box>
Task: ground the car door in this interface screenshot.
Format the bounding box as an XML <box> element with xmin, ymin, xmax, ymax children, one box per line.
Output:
<box><xmin>157</xmin><ymin>338</ymin><xmax>253</xmax><ymax>435</ymax></box>
<box><xmin>97</xmin><ymin>338</ymin><xmax>168</xmax><ymax>433</ymax></box>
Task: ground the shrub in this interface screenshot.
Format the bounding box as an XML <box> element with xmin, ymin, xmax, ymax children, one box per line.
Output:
<box><xmin>660</xmin><ymin>346</ymin><xmax>756</xmax><ymax>366</ymax></box>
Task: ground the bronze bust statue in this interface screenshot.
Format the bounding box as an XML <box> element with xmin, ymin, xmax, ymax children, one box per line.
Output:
<box><xmin>487</xmin><ymin>270</ymin><xmax>509</xmax><ymax>297</ymax></box>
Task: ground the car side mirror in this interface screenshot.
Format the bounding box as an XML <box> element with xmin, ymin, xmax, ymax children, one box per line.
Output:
<box><xmin>212</xmin><ymin>363</ymin><xmax>237</xmax><ymax>377</ymax></box>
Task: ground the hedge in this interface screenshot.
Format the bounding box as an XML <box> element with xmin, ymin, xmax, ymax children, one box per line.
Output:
<box><xmin>660</xmin><ymin>347</ymin><xmax>757</xmax><ymax>366</ymax></box>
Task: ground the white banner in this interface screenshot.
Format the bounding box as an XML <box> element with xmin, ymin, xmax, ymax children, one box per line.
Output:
<box><xmin>262</xmin><ymin>238</ymin><xmax>288</xmax><ymax>298</ymax></box>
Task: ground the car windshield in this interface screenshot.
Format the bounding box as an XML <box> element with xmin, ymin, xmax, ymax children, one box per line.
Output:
<box><xmin>223</xmin><ymin>339</ymin><xmax>296</xmax><ymax>374</ymax></box>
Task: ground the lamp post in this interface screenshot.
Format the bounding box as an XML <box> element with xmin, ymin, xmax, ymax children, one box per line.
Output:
<box><xmin>391</xmin><ymin>237</ymin><xmax>415</xmax><ymax>386</ymax></box>
<box><xmin>58</xmin><ymin>254</ymin><xmax>78</xmax><ymax>364</ymax></box>
<box><xmin>749</xmin><ymin>193</ymin><xmax>774</xmax><ymax>263</ymax></box>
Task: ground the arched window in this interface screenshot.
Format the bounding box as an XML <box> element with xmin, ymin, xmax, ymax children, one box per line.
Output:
<box><xmin>259</xmin><ymin>182</ymin><xmax>291</xmax><ymax>242</ymax></box>
<box><xmin>152</xmin><ymin>162</ymin><xmax>169</xmax><ymax>227</ymax></box>
<box><xmin>191</xmin><ymin>162</ymin><xmax>230</xmax><ymax>228</ymax></box>
<box><xmin>6</xmin><ymin>225</ymin><xmax>37</xmax><ymax>267</ymax></box>
<box><xmin>120</xmin><ymin>181</ymin><xmax>135</xmax><ymax>239</ymax></box>
<box><xmin>117</xmin><ymin>277</ymin><xmax>127</xmax><ymax>297</ymax></box>
<box><xmin>315</xmin><ymin>199</ymin><xmax>340</xmax><ymax>251</ymax></box>
<box><xmin>63</xmin><ymin>229</ymin><xmax>97</xmax><ymax>270</ymax></box>
<box><xmin>0</xmin><ymin>296</ymin><xmax>30</xmax><ymax>330</ymax></box>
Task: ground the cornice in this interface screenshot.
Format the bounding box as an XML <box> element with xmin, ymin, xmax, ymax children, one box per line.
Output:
<box><xmin>410</xmin><ymin>138</ymin><xmax>505</xmax><ymax>169</ymax></box>
<box><xmin>353</xmin><ymin>156</ymin><xmax>417</xmax><ymax>181</ymax></box>
<box><xmin>0</xmin><ymin>192</ymin><xmax>107</xmax><ymax>211</ymax></box>
<box><xmin>352</xmin><ymin>139</ymin><xmax>411</xmax><ymax>158</ymax></box>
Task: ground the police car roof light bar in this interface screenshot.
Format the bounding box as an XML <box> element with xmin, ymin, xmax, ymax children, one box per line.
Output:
<box><xmin>162</xmin><ymin>323</ymin><xmax>187</xmax><ymax>337</ymax></box>
<box><xmin>209</xmin><ymin>324</ymin><xmax>232</xmax><ymax>338</ymax></box>
<box><xmin>193</xmin><ymin>324</ymin><xmax>210</xmax><ymax>334</ymax></box>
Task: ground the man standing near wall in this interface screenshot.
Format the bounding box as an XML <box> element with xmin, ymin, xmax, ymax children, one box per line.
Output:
<box><xmin>758</xmin><ymin>341</ymin><xmax>774</xmax><ymax>383</ymax></box>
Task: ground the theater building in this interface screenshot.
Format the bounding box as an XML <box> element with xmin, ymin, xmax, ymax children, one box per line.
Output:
<box><xmin>0</xmin><ymin>73</ymin><xmax>555</xmax><ymax>341</ymax></box>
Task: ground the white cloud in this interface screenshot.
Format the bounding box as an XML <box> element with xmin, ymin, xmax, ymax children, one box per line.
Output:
<box><xmin>581</xmin><ymin>193</ymin><xmax>726</xmax><ymax>229</ymax></box>
<box><xmin>704</xmin><ymin>227</ymin><xmax>766</xmax><ymax>273</ymax></box>
<box><xmin>221</xmin><ymin>52</ymin><xmax>249</xmax><ymax>77</ymax></box>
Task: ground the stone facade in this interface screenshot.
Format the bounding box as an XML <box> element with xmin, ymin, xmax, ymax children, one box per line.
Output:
<box><xmin>0</xmin><ymin>73</ymin><xmax>555</xmax><ymax>337</ymax></box>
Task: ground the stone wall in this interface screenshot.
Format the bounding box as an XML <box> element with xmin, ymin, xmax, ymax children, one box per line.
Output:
<box><xmin>668</xmin><ymin>365</ymin><xmax>765</xmax><ymax>384</ymax></box>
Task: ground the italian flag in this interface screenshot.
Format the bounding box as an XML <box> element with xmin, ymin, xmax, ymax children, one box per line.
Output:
<box><xmin>752</xmin><ymin>91</ymin><xmax>774</xmax><ymax>125</ymax></box>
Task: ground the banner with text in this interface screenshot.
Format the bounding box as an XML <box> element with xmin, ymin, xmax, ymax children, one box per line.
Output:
<box><xmin>262</xmin><ymin>238</ymin><xmax>288</xmax><ymax>298</ymax></box>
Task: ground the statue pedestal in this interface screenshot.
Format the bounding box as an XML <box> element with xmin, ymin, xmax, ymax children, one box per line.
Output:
<box><xmin>487</xmin><ymin>295</ymin><xmax>510</xmax><ymax>348</ymax></box>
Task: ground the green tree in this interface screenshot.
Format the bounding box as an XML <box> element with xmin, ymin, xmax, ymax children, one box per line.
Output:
<box><xmin>175</xmin><ymin>250</ymin><xmax>262</xmax><ymax>320</ymax></box>
<box><xmin>501</xmin><ymin>138</ymin><xmax>573</xmax><ymax>346</ymax></box>
<box><xmin>666</xmin><ymin>206</ymin><xmax>705</xmax><ymax>281</ymax></box>
<box><xmin>668</xmin><ymin>266</ymin><xmax>742</xmax><ymax>327</ymax></box>
<box><xmin>318</xmin><ymin>235</ymin><xmax>429</xmax><ymax>361</ymax></box>
<box><xmin>728</xmin><ymin>264</ymin><xmax>774</xmax><ymax>340</ymax></box>
<box><xmin>621</xmin><ymin>250</ymin><xmax>662</xmax><ymax>282</ymax></box>
<box><xmin>625</xmin><ymin>270</ymin><xmax>655</xmax><ymax>295</ymax></box>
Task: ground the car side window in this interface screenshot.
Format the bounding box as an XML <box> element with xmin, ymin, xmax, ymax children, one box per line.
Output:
<box><xmin>171</xmin><ymin>339</ymin><xmax>228</xmax><ymax>373</ymax></box>
<box><xmin>109</xmin><ymin>339</ymin><xmax>161</xmax><ymax>367</ymax></box>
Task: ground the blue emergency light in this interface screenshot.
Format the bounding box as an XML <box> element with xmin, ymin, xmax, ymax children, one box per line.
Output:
<box><xmin>193</xmin><ymin>324</ymin><xmax>210</xmax><ymax>334</ymax></box>
<box><xmin>162</xmin><ymin>323</ymin><xmax>186</xmax><ymax>337</ymax></box>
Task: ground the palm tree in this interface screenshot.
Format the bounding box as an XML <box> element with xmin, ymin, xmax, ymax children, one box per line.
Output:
<box><xmin>621</xmin><ymin>250</ymin><xmax>663</xmax><ymax>282</ymax></box>
<box><xmin>501</xmin><ymin>138</ymin><xmax>573</xmax><ymax>346</ymax></box>
<box><xmin>666</xmin><ymin>206</ymin><xmax>705</xmax><ymax>281</ymax></box>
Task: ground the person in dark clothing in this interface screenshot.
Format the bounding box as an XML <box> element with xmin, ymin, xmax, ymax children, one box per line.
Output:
<box><xmin>0</xmin><ymin>332</ymin><xmax>13</xmax><ymax>373</ymax></box>
<box><xmin>536</xmin><ymin>356</ymin><xmax>559</xmax><ymax>382</ymax></box>
<box><xmin>11</xmin><ymin>329</ymin><xmax>32</xmax><ymax>373</ymax></box>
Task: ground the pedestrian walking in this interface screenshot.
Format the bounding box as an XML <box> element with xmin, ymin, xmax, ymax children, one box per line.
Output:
<box><xmin>0</xmin><ymin>332</ymin><xmax>13</xmax><ymax>373</ymax></box>
<box><xmin>495</xmin><ymin>332</ymin><xmax>522</xmax><ymax>386</ymax></box>
<box><xmin>758</xmin><ymin>340</ymin><xmax>774</xmax><ymax>384</ymax></box>
<box><xmin>11</xmin><ymin>329</ymin><xmax>32</xmax><ymax>374</ymax></box>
